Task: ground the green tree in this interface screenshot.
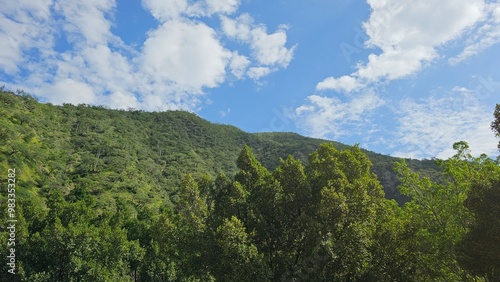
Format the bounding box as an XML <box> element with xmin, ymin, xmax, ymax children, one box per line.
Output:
<box><xmin>176</xmin><ymin>174</ymin><xmax>208</xmax><ymax>230</ymax></box>
<box><xmin>394</xmin><ymin>162</ymin><xmax>464</xmax><ymax>280</ymax></box>
<box><xmin>491</xmin><ymin>104</ymin><xmax>500</xmax><ymax>151</ymax></box>
<box><xmin>23</xmin><ymin>191</ymin><xmax>134</xmax><ymax>281</ymax></box>
<box><xmin>457</xmin><ymin>151</ymin><xmax>500</xmax><ymax>280</ymax></box>
<box><xmin>212</xmin><ymin>216</ymin><xmax>270</xmax><ymax>281</ymax></box>
<box><xmin>364</xmin><ymin>199</ymin><xmax>422</xmax><ymax>281</ymax></box>
<box><xmin>234</xmin><ymin>145</ymin><xmax>271</xmax><ymax>194</ymax></box>
<box><xmin>210</xmin><ymin>173</ymin><xmax>248</xmax><ymax>226</ymax></box>
<box><xmin>306</xmin><ymin>144</ymin><xmax>385</xmax><ymax>280</ymax></box>
<box><xmin>393</xmin><ymin>142</ymin><xmax>487</xmax><ymax>281</ymax></box>
<box><xmin>175</xmin><ymin>174</ymin><xmax>211</xmax><ymax>280</ymax></box>
<box><xmin>141</xmin><ymin>212</ymin><xmax>178</xmax><ymax>282</ymax></box>
<box><xmin>272</xmin><ymin>155</ymin><xmax>311</xmax><ymax>278</ymax></box>
<box><xmin>235</xmin><ymin>146</ymin><xmax>283</xmax><ymax>278</ymax></box>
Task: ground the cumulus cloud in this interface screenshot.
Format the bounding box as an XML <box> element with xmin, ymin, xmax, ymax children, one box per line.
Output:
<box><xmin>140</xmin><ymin>20</ymin><xmax>231</xmax><ymax>91</ymax></box>
<box><xmin>79</xmin><ymin>44</ymin><xmax>136</xmax><ymax>93</ymax></box>
<box><xmin>392</xmin><ymin>92</ymin><xmax>497</xmax><ymax>159</ymax></box>
<box><xmin>229</xmin><ymin>52</ymin><xmax>250</xmax><ymax>79</ymax></box>
<box><xmin>141</xmin><ymin>0</ymin><xmax>188</xmax><ymax>21</ymax></box>
<box><xmin>41</xmin><ymin>78</ymin><xmax>97</xmax><ymax>105</ymax></box>
<box><xmin>250</xmin><ymin>25</ymin><xmax>295</xmax><ymax>66</ymax></box>
<box><xmin>295</xmin><ymin>92</ymin><xmax>385</xmax><ymax>139</ymax></box>
<box><xmin>316</xmin><ymin>75</ymin><xmax>363</xmax><ymax>92</ymax></box>
<box><xmin>0</xmin><ymin>0</ymin><xmax>294</xmax><ymax>111</ymax></box>
<box><xmin>100</xmin><ymin>91</ymin><xmax>139</xmax><ymax>110</ymax></box>
<box><xmin>294</xmin><ymin>0</ymin><xmax>496</xmax><ymax>156</ymax></box>
<box><xmin>247</xmin><ymin>67</ymin><xmax>272</xmax><ymax>80</ymax></box>
<box><xmin>221</xmin><ymin>13</ymin><xmax>296</xmax><ymax>77</ymax></box>
<box><xmin>221</xmin><ymin>14</ymin><xmax>253</xmax><ymax>41</ymax></box>
<box><xmin>317</xmin><ymin>0</ymin><xmax>485</xmax><ymax>92</ymax></box>
<box><xmin>205</xmin><ymin>0</ymin><xmax>240</xmax><ymax>15</ymax></box>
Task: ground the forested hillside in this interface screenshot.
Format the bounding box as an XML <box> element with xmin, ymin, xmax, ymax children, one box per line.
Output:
<box><xmin>0</xmin><ymin>90</ymin><xmax>436</xmax><ymax>206</ymax></box>
<box><xmin>1</xmin><ymin>90</ymin><xmax>499</xmax><ymax>281</ymax></box>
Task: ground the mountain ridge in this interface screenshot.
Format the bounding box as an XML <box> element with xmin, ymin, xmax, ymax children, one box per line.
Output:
<box><xmin>0</xmin><ymin>90</ymin><xmax>439</xmax><ymax>206</ymax></box>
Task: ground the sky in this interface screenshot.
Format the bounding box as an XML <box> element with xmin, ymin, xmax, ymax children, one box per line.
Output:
<box><xmin>1</xmin><ymin>0</ymin><xmax>499</xmax><ymax>159</ymax></box>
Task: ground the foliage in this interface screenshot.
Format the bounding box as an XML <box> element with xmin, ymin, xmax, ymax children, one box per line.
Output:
<box><xmin>0</xmin><ymin>90</ymin><xmax>439</xmax><ymax>207</ymax></box>
<box><xmin>1</xmin><ymin>89</ymin><xmax>499</xmax><ymax>281</ymax></box>
<box><xmin>492</xmin><ymin>104</ymin><xmax>500</xmax><ymax>151</ymax></box>
<box><xmin>456</xmin><ymin>153</ymin><xmax>500</xmax><ymax>281</ymax></box>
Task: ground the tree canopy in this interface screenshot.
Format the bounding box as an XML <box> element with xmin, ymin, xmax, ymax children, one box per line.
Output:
<box><xmin>1</xmin><ymin>90</ymin><xmax>500</xmax><ymax>281</ymax></box>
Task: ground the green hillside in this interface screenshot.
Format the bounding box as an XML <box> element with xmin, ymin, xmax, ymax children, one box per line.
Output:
<box><xmin>0</xmin><ymin>90</ymin><xmax>436</xmax><ymax>208</ymax></box>
<box><xmin>1</xmin><ymin>90</ymin><xmax>499</xmax><ymax>281</ymax></box>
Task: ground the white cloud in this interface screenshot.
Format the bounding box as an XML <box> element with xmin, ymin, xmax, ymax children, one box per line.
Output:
<box><xmin>250</xmin><ymin>25</ymin><xmax>295</xmax><ymax>67</ymax></box>
<box><xmin>229</xmin><ymin>52</ymin><xmax>250</xmax><ymax>79</ymax></box>
<box><xmin>140</xmin><ymin>19</ymin><xmax>231</xmax><ymax>92</ymax></box>
<box><xmin>449</xmin><ymin>2</ymin><xmax>500</xmax><ymax>65</ymax></box>
<box><xmin>141</xmin><ymin>0</ymin><xmax>188</xmax><ymax>21</ymax></box>
<box><xmin>221</xmin><ymin>14</ymin><xmax>253</xmax><ymax>41</ymax></box>
<box><xmin>1</xmin><ymin>0</ymin><xmax>294</xmax><ymax>111</ymax></box>
<box><xmin>219</xmin><ymin>107</ymin><xmax>231</xmax><ymax>118</ymax></box>
<box><xmin>143</xmin><ymin>0</ymin><xmax>240</xmax><ymax>21</ymax></box>
<box><xmin>392</xmin><ymin>92</ymin><xmax>497</xmax><ymax>159</ymax></box>
<box><xmin>0</xmin><ymin>17</ymin><xmax>30</xmax><ymax>74</ymax></box>
<box><xmin>316</xmin><ymin>75</ymin><xmax>363</xmax><ymax>92</ymax></box>
<box><xmin>41</xmin><ymin>78</ymin><xmax>97</xmax><ymax>105</ymax></box>
<box><xmin>247</xmin><ymin>67</ymin><xmax>272</xmax><ymax>80</ymax></box>
<box><xmin>221</xmin><ymin>13</ymin><xmax>296</xmax><ymax>77</ymax></box>
<box><xmin>300</xmin><ymin>1</ymin><xmax>496</xmax><ymax>157</ymax></box>
<box><xmin>205</xmin><ymin>0</ymin><xmax>240</xmax><ymax>15</ymax></box>
<box><xmin>79</xmin><ymin>44</ymin><xmax>135</xmax><ymax>93</ymax></box>
<box><xmin>100</xmin><ymin>91</ymin><xmax>139</xmax><ymax>110</ymax></box>
<box><xmin>1</xmin><ymin>0</ymin><xmax>52</xmax><ymax>19</ymax></box>
<box><xmin>54</xmin><ymin>0</ymin><xmax>116</xmax><ymax>46</ymax></box>
<box><xmin>0</xmin><ymin>0</ymin><xmax>54</xmax><ymax>74</ymax></box>
<box><xmin>451</xmin><ymin>86</ymin><xmax>473</xmax><ymax>93</ymax></box>
<box><xmin>295</xmin><ymin>92</ymin><xmax>385</xmax><ymax>139</ymax></box>
<box><xmin>188</xmin><ymin>0</ymin><xmax>240</xmax><ymax>17</ymax></box>
<box><xmin>318</xmin><ymin>0</ymin><xmax>485</xmax><ymax>92</ymax></box>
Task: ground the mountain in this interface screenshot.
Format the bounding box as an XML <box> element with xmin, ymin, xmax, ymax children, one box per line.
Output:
<box><xmin>0</xmin><ymin>89</ymin><xmax>438</xmax><ymax>208</ymax></box>
<box><xmin>4</xmin><ymin>89</ymin><xmax>496</xmax><ymax>281</ymax></box>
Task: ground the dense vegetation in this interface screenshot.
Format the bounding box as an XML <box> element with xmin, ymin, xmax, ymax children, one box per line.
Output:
<box><xmin>1</xmin><ymin>90</ymin><xmax>499</xmax><ymax>281</ymax></box>
<box><xmin>0</xmin><ymin>90</ymin><xmax>437</xmax><ymax>206</ymax></box>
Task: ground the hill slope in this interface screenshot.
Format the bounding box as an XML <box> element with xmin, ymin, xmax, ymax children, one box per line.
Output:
<box><xmin>0</xmin><ymin>90</ymin><xmax>438</xmax><ymax>207</ymax></box>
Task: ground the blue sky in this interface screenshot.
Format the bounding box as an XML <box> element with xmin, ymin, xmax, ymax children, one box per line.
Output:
<box><xmin>1</xmin><ymin>0</ymin><xmax>499</xmax><ymax>159</ymax></box>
